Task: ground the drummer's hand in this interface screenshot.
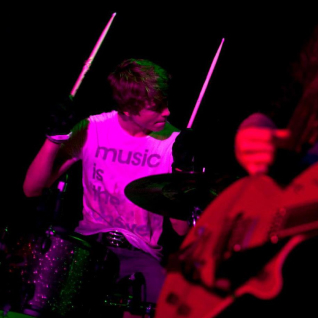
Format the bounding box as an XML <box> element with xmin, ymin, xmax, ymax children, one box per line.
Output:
<box><xmin>235</xmin><ymin>127</ymin><xmax>290</xmax><ymax>175</ymax></box>
<box><xmin>46</xmin><ymin>95</ymin><xmax>77</xmax><ymax>144</ymax></box>
<box><xmin>172</xmin><ymin>128</ymin><xmax>201</xmax><ymax>173</ymax></box>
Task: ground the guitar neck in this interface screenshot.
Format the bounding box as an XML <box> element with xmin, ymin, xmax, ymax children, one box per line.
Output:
<box><xmin>270</xmin><ymin>200</ymin><xmax>318</xmax><ymax>241</ymax></box>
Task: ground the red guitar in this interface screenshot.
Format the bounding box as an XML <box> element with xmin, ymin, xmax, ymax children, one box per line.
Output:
<box><xmin>154</xmin><ymin>162</ymin><xmax>318</xmax><ymax>318</ymax></box>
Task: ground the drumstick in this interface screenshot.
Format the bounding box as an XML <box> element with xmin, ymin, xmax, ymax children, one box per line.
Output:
<box><xmin>187</xmin><ymin>38</ymin><xmax>225</xmax><ymax>128</ymax></box>
<box><xmin>70</xmin><ymin>12</ymin><xmax>117</xmax><ymax>97</ymax></box>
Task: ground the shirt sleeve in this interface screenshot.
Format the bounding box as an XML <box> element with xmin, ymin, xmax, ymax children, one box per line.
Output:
<box><xmin>61</xmin><ymin>118</ymin><xmax>89</xmax><ymax>159</ymax></box>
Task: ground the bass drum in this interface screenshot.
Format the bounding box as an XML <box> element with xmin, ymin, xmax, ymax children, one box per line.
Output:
<box><xmin>1</xmin><ymin>227</ymin><xmax>118</xmax><ymax>318</ymax></box>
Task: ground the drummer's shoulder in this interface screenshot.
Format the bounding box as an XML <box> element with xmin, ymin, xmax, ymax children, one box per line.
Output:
<box><xmin>150</xmin><ymin>122</ymin><xmax>180</xmax><ymax>141</ymax></box>
<box><xmin>165</xmin><ymin>121</ymin><xmax>180</xmax><ymax>134</ymax></box>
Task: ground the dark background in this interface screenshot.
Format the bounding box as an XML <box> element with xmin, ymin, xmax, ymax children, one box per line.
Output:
<box><xmin>3</xmin><ymin>3</ymin><xmax>317</xmax><ymax>225</ymax></box>
<box><xmin>2</xmin><ymin>2</ymin><xmax>318</xmax><ymax>317</ymax></box>
<box><xmin>2</xmin><ymin>1</ymin><xmax>317</xmax><ymax>236</ymax></box>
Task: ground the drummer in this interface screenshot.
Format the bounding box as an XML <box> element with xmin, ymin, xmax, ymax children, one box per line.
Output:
<box><xmin>23</xmin><ymin>58</ymin><xmax>191</xmax><ymax>318</ymax></box>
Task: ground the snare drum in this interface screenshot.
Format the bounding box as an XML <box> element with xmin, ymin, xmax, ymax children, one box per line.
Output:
<box><xmin>1</xmin><ymin>227</ymin><xmax>118</xmax><ymax>318</ymax></box>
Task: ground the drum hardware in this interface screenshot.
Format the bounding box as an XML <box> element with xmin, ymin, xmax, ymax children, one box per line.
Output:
<box><xmin>103</xmin><ymin>294</ymin><xmax>156</xmax><ymax>317</ymax></box>
<box><xmin>189</xmin><ymin>206</ymin><xmax>203</xmax><ymax>226</ymax></box>
<box><xmin>103</xmin><ymin>271</ymin><xmax>156</xmax><ymax>317</ymax></box>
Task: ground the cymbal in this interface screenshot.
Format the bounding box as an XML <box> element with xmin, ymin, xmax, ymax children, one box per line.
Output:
<box><xmin>125</xmin><ymin>172</ymin><xmax>236</xmax><ymax>220</ymax></box>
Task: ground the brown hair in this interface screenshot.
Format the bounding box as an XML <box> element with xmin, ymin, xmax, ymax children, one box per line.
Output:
<box><xmin>107</xmin><ymin>59</ymin><xmax>171</xmax><ymax>114</ymax></box>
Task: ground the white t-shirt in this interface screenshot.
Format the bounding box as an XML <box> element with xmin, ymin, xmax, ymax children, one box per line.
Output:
<box><xmin>66</xmin><ymin>110</ymin><xmax>180</xmax><ymax>259</ymax></box>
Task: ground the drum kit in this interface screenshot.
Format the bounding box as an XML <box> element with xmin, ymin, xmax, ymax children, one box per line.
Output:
<box><xmin>0</xmin><ymin>171</ymin><xmax>235</xmax><ymax>318</ymax></box>
<box><xmin>0</xmin><ymin>226</ymin><xmax>117</xmax><ymax>318</ymax></box>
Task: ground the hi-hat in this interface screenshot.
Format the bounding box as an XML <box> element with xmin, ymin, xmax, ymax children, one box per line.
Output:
<box><xmin>124</xmin><ymin>172</ymin><xmax>236</xmax><ymax>220</ymax></box>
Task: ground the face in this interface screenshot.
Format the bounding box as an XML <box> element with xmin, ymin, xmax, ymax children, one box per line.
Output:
<box><xmin>126</xmin><ymin>100</ymin><xmax>171</xmax><ymax>134</ymax></box>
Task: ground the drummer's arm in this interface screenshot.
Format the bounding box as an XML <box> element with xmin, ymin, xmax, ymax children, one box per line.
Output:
<box><xmin>169</xmin><ymin>218</ymin><xmax>190</xmax><ymax>236</ymax></box>
<box><xmin>23</xmin><ymin>139</ymin><xmax>76</xmax><ymax>197</ymax></box>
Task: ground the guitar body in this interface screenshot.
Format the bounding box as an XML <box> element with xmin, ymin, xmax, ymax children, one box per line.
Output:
<box><xmin>155</xmin><ymin>163</ymin><xmax>318</xmax><ymax>318</ymax></box>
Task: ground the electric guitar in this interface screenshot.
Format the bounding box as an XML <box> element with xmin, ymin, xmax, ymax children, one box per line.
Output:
<box><xmin>154</xmin><ymin>162</ymin><xmax>318</xmax><ymax>318</ymax></box>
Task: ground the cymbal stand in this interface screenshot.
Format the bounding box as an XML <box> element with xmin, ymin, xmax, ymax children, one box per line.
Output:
<box><xmin>189</xmin><ymin>206</ymin><xmax>202</xmax><ymax>227</ymax></box>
